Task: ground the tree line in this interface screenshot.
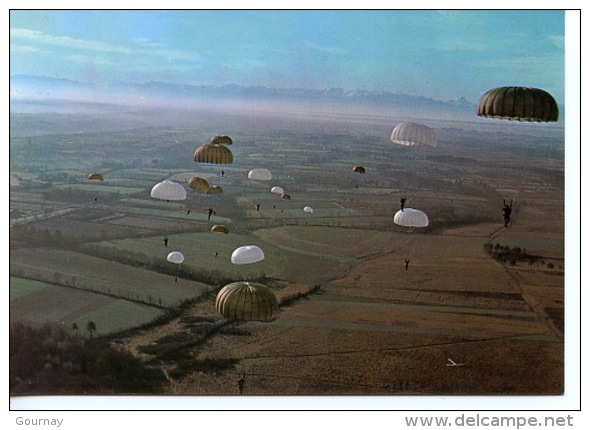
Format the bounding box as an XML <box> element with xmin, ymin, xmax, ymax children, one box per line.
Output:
<box><xmin>10</xmin><ymin>322</ymin><xmax>166</xmax><ymax>395</ymax></box>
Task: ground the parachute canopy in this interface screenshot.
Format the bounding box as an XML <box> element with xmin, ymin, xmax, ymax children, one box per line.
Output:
<box><xmin>88</xmin><ymin>172</ymin><xmax>104</xmax><ymax>181</ymax></box>
<box><xmin>210</xmin><ymin>224</ymin><xmax>229</xmax><ymax>234</ymax></box>
<box><xmin>352</xmin><ymin>165</ymin><xmax>366</xmax><ymax>174</ymax></box>
<box><xmin>231</xmin><ymin>245</ymin><xmax>265</xmax><ymax>265</ymax></box>
<box><xmin>166</xmin><ymin>251</ymin><xmax>185</xmax><ymax>264</ymax></box>
<box><xmin>477</xmin><ymin>86</ymin><xmax>559</xmax><ymax>122</ymax></box>
<box><xmin>248</xmin><ymin>168</ymin><xmax>272</xmax><ymax>181</ymax></box>
<box><xmin>215</xmin><ymin>281</ymin><xmax>278</xmax><ymax>322</ymax></box>
<box><xmin>150</xmin><ymin>180</ymin><xmax>187</xmax><ymax>201</ymax></box>
<box><xmin>210</xmin><ymin>135</ymin><xmax>233</xmax><ymax>145</ymax></box>
<box><xmin>393</xmin><ymin>208</ymin><xmax>429</xmax><ymax>227</ymax></box>
<box><xmin>303</xmin><ymin>206</ymin><xmax>314</xmax><ymax>213</ymax></box>
<box><xmin>188</xmin><ymin>176</ymin><xmax>210</xmax><ymax>193</ymax></box>
<box><xmin>281</xmin><ymin>193</ymin><xmax>291</xmax><ymax>200</ymax></box>
<box><xmin>194</xmin><ymin>143</ymin><xmax>234</xmax><ymax>164</ymax></box>
<box><xmin>270</xmin><ymin>186</ymin><xmax>284</xmax><ymax>195</ymax></box>
<box><xmin>206</xmin><ymin>185</ymin><xmax>223</xmax><ymax>194</ymax></box>
<box><xmin>390</xmin><ymin>122</ymin><xmax>437</xmax><ymax>147</ymax></box>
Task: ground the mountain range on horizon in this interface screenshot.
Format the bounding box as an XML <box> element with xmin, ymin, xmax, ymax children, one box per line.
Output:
<box><xmin>9</xmin><ymin>74</ymin><xmax>567</xmax><ymax>127</ymax></box>
<box><xmin>10</xmin><ymin>74</ymin><xmax>475</xmax><ymax>113</ymax></box>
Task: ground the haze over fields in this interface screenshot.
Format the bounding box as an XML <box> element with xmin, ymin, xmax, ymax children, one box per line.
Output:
<box><xmin>8</xmin><ymin>9</ymin><xmax>577</xmax><ymax>411</ymax></box>
<box><xmin>9</xmin><ymin>104</ymin><xmax>566</xmax><ymax>397</ymax></box>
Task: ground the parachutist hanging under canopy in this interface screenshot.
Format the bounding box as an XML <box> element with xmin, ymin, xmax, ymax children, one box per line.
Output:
<box><xmin>208</xmin><ymin>208</ymin><xmax>213</xmax><ymax>220</ymax></box>
<box><xmin>405</xmin><ymin>259</ymin><xmax>410</xmax><ymax>271</ymax></box>
<box><xmin>502</xmin><ymin>199</ymin><xmax>513</xmax><ymax>227</ymax></box>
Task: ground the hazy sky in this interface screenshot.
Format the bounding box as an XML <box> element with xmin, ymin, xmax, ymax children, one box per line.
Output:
<box><xmin>9</xmin><ymin>9</ymin><xmax>565</xmax><ymax>103</ymax></box>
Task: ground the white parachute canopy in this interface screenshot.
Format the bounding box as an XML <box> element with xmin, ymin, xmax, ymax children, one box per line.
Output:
<box><xmin>167</xmin><ymin>251</ymin><xmax>185</xmax><ymax>264</ymax></box>
<box><xmin>393</xmin><ymin>208</ymin><xmax>429</xmax><ymax>227</ymax></box>
<box><xmin>303</xmin><ymin>206</ymin><xmax>314</xmax><ymax>213</ymax></box>
<box><xmin>151</xmin><ymin>180</ymin><xmax>187</xmax><ymax>201</ymax></box>
<box><xmin>231</xmin><ymin>245</ymin><xmax>265</xmax><ymax>265</ymax></box>
<box><xmin>248</xmin><ymin>168</ymin><xmax>273</xmax><ymax>181</ymax></box>
<box><xmin>390</xmin><ymin>122</ymin><xmax>437</xmax><ymax>147</ymax></box>
<box><xmin>270</xmin><ymin>186</ymin><xmax>284</xmax><ymax>195</ymax></box>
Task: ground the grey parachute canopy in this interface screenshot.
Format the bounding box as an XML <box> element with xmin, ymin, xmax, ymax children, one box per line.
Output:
<box><xmin>270</xmin><ymin>186</ymin><xmax>284</xmax><ymax>195</ymax></box>
<box><xmin>231</xmin><ymin>245</ymin><xmax>265</xmax><ymax>265</ymax></box>
<box><xmin>248</xmin><ymin>168</ymin><xmax>273</xmax><ymax>181</ymax></box>
<box><xmin>390</xmin><ymin>122</ymin><xmax>437</xmax><ymax>147</ymax></box>
<box><xmin>166</xmin><ymin>251</ymin><xmax>185</xmax><ymax>264</ymax></box>
<box><xmin>477</xmin><ymin>86</ymin><xmax>559</xmax><ymax>122</ymax></box>
<box><xmin>194</xmin><ymin>143</ymin><xmax>234</xmax><ymax>164</ymax></box>
<box><xmin>393</xmin><ymin>208</ymin><xmax>429</xmax><ymax>227</ymax></box>
<box><xmin>150</xmin><ymin>180</ymin><xmax>187</xmax><ymax>201</ymax></box>
<box><xmin>215</xmin><ymin>281</ymin><xmax>278</xmax><ymax>322</ymax></box>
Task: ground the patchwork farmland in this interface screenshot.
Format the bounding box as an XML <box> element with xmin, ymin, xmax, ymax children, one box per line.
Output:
<box><xmin>10</xmin><ymin>109</ymin><xmax>565</xmax><ymax>396</ymax></box>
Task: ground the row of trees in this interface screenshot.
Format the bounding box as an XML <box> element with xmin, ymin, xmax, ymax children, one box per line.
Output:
<box><xmin>484</xmin><ymin>242</ymin><xmax>540</xmax><ymax>265</ymax></box>
<box><xmin>71</xmin><ymin>321</ymin><xmax>97</xmax><ymax>337</ymax></box>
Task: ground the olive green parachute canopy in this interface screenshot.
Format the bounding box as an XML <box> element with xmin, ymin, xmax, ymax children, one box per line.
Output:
<box><xmin>352</xmin><ymin>165</ymin><xmax>366</xmax><ymax>174</ymax></box>
<box><xmin>390</xmin><ymin>122</ymin><xmax>437</xmax><ymax>147</ymax></box>
<box><xmin>88</xmin><ymin>172</ymin><xmax>104</xmax><ymax>181</ymax></box>
<box><xmin>477</xmin><ymin>86</ymin><xmax>559</xmax><ymax>122</ymax></box>
<box><xmin>210</xmin><ymin>224</ymin><xmax>229</xmax><ymax>234</ymax></box>
<box><xmin>215</xmin><ymin>281</ymin><xmax>278</xmax><ymax>322</ymax></box>
<box><xmin>194</xmin><ymin>143</ymin><xmax>234</xmax><ymax>164</ymax></box>
<box><xmin>210</xmin><ymin>135</ymin><xmax>233</xmax><ymax>145</ymax></box>
<box><xmin>281</xmin><ymin>193</ymin><xmax>291</xmax><ymax>200</ymax></box>
<box><xmin>188</xmin><ymin>176</ymin><xmax>210</xmax><ymax>193</ymax></box>
<box><xmin>150</xmin><ymin>179</ymin><xmax>187</xmax><ymax>201</ymax></box>
<box><xmin>206</xmin><ymin>185</ymin><xmax>223</xmax><ymax>194</ymax></box>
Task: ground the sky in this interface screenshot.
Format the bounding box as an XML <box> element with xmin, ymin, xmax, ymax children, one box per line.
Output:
<box><xmin>9</xmin><ymin>9</ymin><xmax>566</xmax><ymax>104</ymax></box>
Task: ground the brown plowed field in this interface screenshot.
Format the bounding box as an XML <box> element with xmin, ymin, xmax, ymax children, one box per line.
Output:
<box><xmin>121</xmin><ymin>222</ymin><xmax>564</xmax><ymax>396</ymax></box>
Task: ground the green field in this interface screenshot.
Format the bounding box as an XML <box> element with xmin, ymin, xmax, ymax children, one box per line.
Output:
<box><xmin>73</xmin><ymin>300</ymin><xmax>166</xmax><ymax>336</ymax></box>
<box><xmin>10</xmin><ymin>281</ymin><xmax>166</xmax><ymax>334</ymax></box>
<box><xmin>87</xmin><ymin>231</ymin><xmax>289</xmax><ymax>281</ymax></box>
<box><xmin>85</xmin><ymin>225</ymin><xmax>401</xmax><ymax>285</ymax></box>
<box><xmin>10</xmin><ymin>277</ymin><xmax>47</xmax><ymax>300</ymax></box>
<box><xmin>10</xmin><ymin>248</ymin><xmax>215</xmax><ymax>307</ymax></box>
<box><xmin>54</xmin><ymin>183</ymin><xmax>146</xmax><ymax>195</ymax></box>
